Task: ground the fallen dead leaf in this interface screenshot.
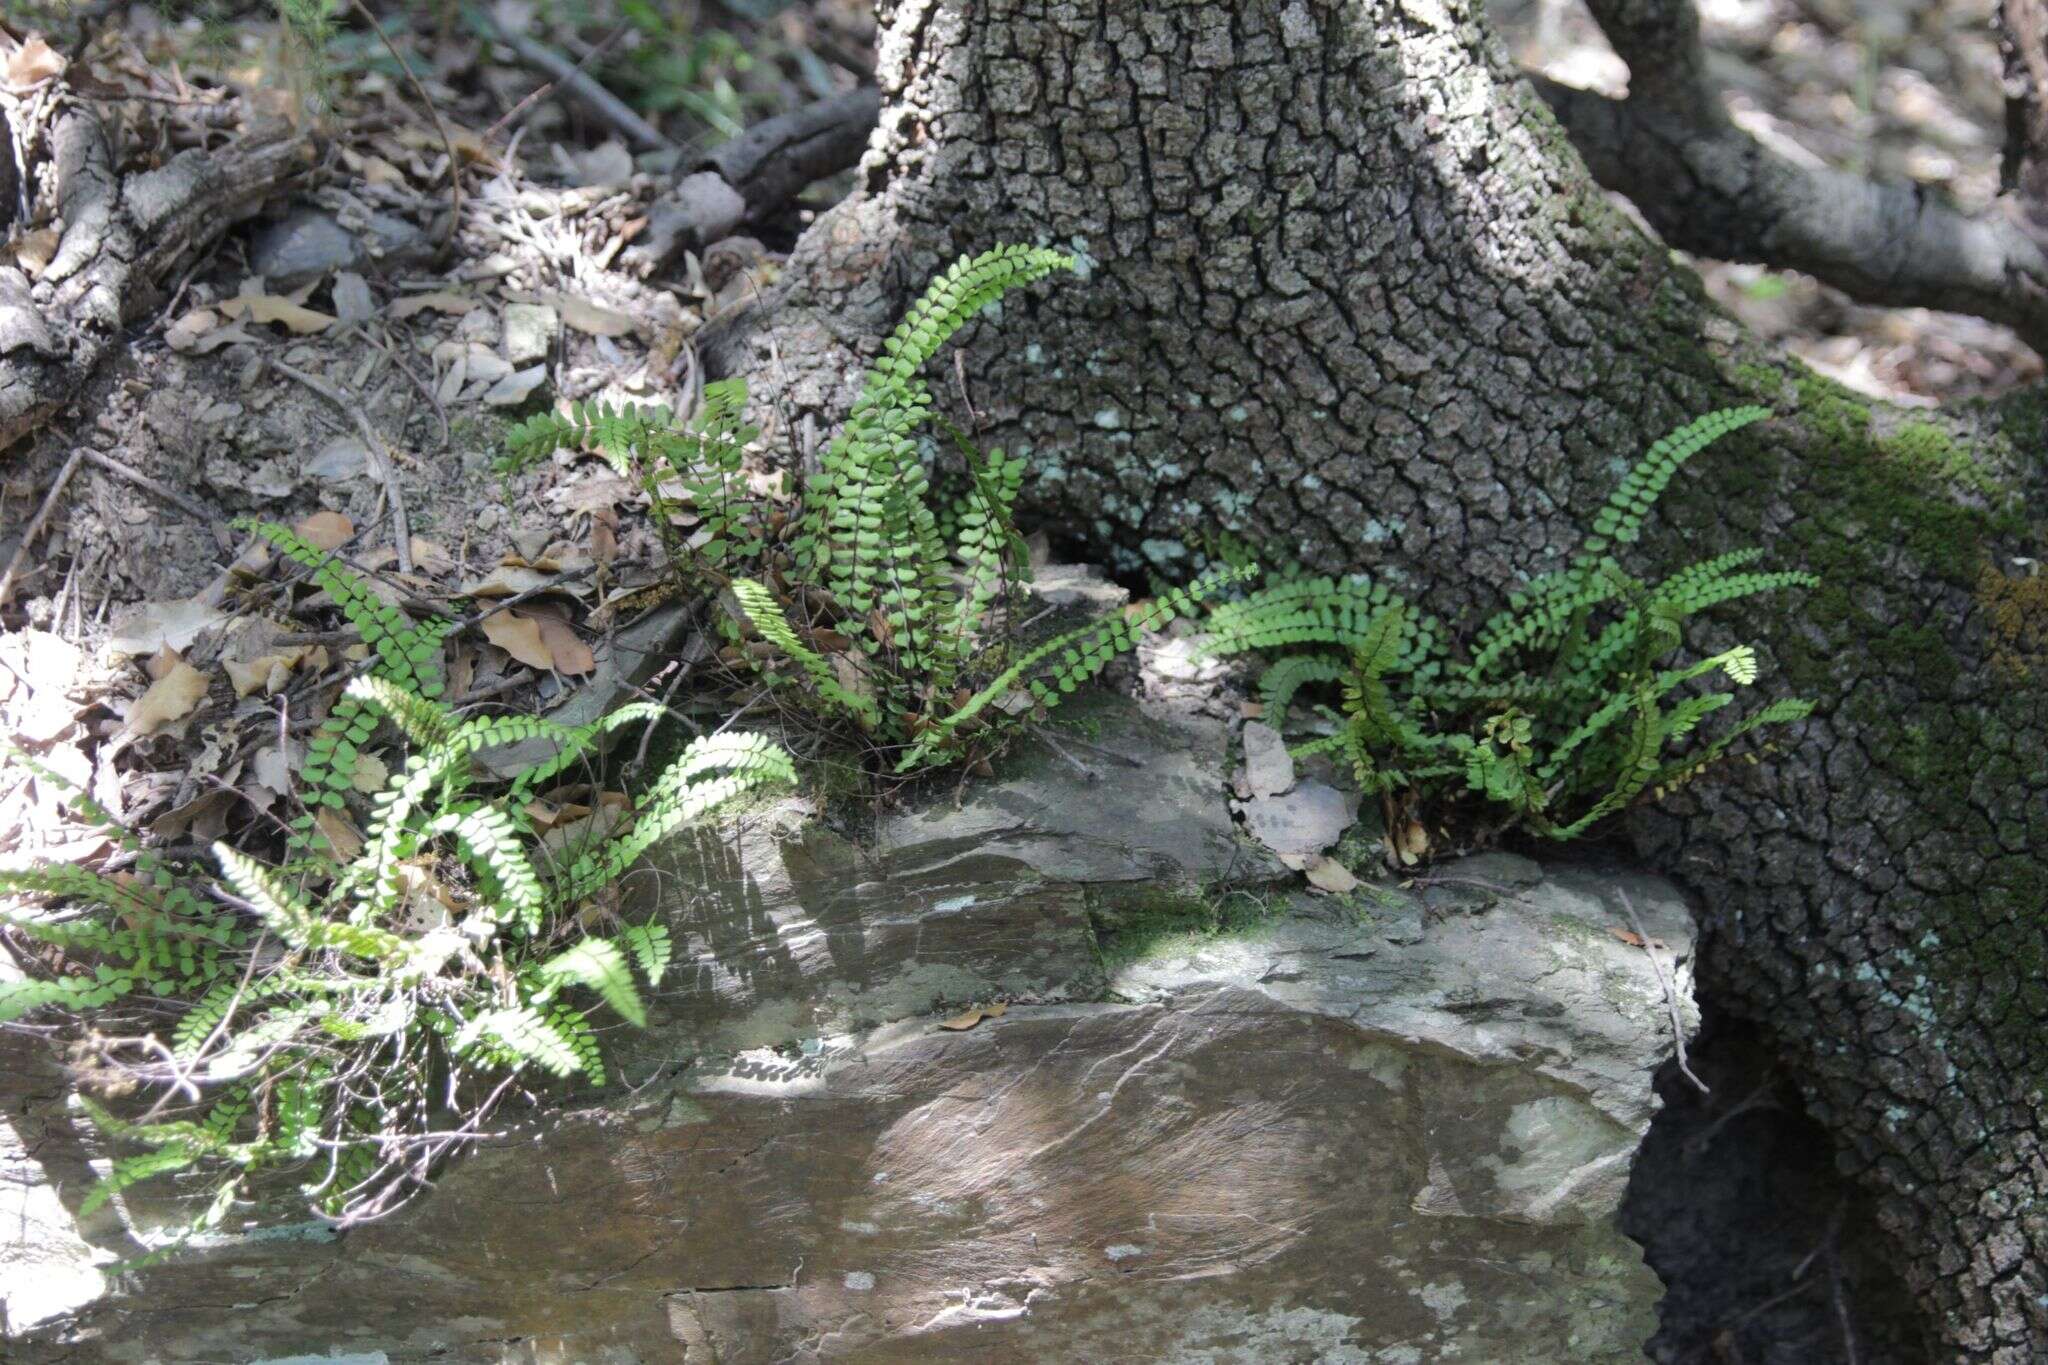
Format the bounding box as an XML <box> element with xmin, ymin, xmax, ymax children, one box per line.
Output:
<box><xmin>389</xmin><ymin>290</ymin><xmax>476</xmax><ymax>319</ymax></box>
<box><xmin>218</xmin><ymin>293</ymin><xmax>335</xmax><ymax>334</ymax></box>
<box><xmin>553</xmin><ymin>292</ymin><xmax>636</xmax><ymax>337</ymax></box>
<box><xmin>126</xmin><ymin>661</ymin><xmax>209</xmax><ymax>736</ymax></box>
<box><xmin>483</xmin><ymin>364</ymin><xmax>548</xmax><ymax>406</ymax></box>
<box><xmin>294</xmin><ymin>510</ymin><xmax>355</xmax><ymax>550</ymax></box>
<box><xmin>937</xmin><ymin>1001</ymin><xmax>1009</xmax><ymax>1031</ymax></box>
<box><xmin>11</xmin><ymin>226</ymin><xmax>60</xmax><ymax>279</ymax></box>
<box><xmin>145</xmin><ymin>645</ymin><xmax>182</xmax><ymax>682</ymax></box>
<box><xmin>106</xmin><ymin>600</ymin><xmax>227</xmax><ymax>658</ymax></box>
<box><xmin>531</xmin><ymin>615</ymin><xmax>594</xmax><ymax>675</ymax></box>
<box><xmin>481</xmin><ymin>611</ymin><xmax>553</xmax><ymax>670</ymax></box>
<box><xmin>1303</xmin><ymin>856</ymin><xmax>1360</xmax><ymax>894</ymax></box>
<box><xmin>1608</xmin><ymin>927</ymin><xmax>1669</xmax><ymax>952</ymax></box>
<box><xmin>4</xmin><ymin>35</ymin><xmax>65</xmax><ymax>89</ymax></box>
<box><xmin>165</xmin><ymin>307</ymin><xmax>221</xmax><ymax>351</ymax></box>
<box><xmin>152</xmin><ymin>788</ymin><xmax>237</xmax><ymax>843</ymax></box>
<box><xmin>316</xmin><ymin>808</ymin><xmax>364</xmax><ymax>860</ymax></box>
<box><xmin>461</xmin><ymin>564</ymin><xmax>553</xmax><ymax>598</ymax></box>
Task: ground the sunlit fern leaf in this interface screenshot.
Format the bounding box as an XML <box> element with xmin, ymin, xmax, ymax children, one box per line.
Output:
<box><xmin>533</xmin><ymin>938</ymin><xmax>646</xmax><ymax>1028</ymax></box>
<box><xmin>455</xmin><ymin>1006</ymin><xmax>588</xmax><ymax>1079</ymax></box>
<box><xmin>425</xmin><ymin>804</ymin><xmax>547</xmax><ymax>934</ymax></box>
<box><xmin>79</xmin><ymin>1145</ymin><xmax>199</xmax><ymax>1216</ymax></box>
<box><xmin>236</xmin><ymin>519</ymin><xmax>450</xmax><ymax>699</ymax></box>
<box><xmin>619</xmin><ymin>921</ymin><xmax>672</xmax><ymax>988</ymax></box>
<box><xmin>557</xmin><ymin>733</ymin><xmax>796</xmax><ymax>904</ymax></box>
<box><xmin>213</xmin><ymin>844</ymin><xmax>317</xmax><ymax>948</ymax></box>
<box><xmin>0</xmin><ymin>973</ymin><xmax>132</xmax><ymax>1022</ymax></box>
<box><xmin>728</xmin><ymin>578</ymin><xmax>879</xmax><ymax>725</ymax></box>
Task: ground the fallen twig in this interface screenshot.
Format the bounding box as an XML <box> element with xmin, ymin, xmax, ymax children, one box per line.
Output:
<box><xmin>267</xmin><ymin>358</ymin><xmax>413</xmax><ymax>574</ymax></box>
<box><xmin>481</xmin><ymin>20</ymin><xmax>632</xmax><ymax>146</ymax></box>
<box><xmin>1030</xmin><ymin>724</ymin><xmax>1099</xmax><ymax>783</ymax></box>
<box><xmin>481</xmin><ymin>16</ymin><xmax>672</xmax><ymax>153</ymax></box>
<box><xmin>349</xmin><ymin>0</ymin><xmax>462</xmax><ymax>258</ymax></box>
<box><xmin>0</xmin><ymin>447</ymin><xmax>85</xmax><ymax>607</ymax></box>
<box><xmin>1618</xmin><ymin>885</ymin><xmax>1708</xmax><ymax>1095</ymax></box>
<box><xmin>77</xmin><ymin>447</ymin><xmax>218</xmax><ymax>526</ymax></box>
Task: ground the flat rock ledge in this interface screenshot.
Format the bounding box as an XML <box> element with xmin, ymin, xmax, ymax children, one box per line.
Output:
<box><xmin>5</xmin><ymin>695</ymin><xmax>1698</xmax><ymax>1362</ymax></box>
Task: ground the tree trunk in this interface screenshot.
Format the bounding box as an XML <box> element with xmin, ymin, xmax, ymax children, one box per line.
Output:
<box><xmin>704</xmin><ymin>1</ymin><xmax>2048</xmax><ymax>1357</ymax></box>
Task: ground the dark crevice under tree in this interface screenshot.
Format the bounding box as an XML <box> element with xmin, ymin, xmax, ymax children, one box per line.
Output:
<box><xmin>693</xmin><ymin>2</ymin><xmax>2048</xmax><ymax>1359</ymax></box>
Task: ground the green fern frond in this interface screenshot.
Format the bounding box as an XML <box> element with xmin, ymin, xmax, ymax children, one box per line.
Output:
<box><xmin>533</xmin><ymin>938</ymin><xmax>646</xmax><ymax>1028</ymax></box>
<box><xmin>871</xmin><ymin>246</ymin><xmax>1076</xmax><ymax>384</ymax></box>
<box><xmin>455</xmin><ymin>1006</ymin><xmax>589</xmax><ymax>1079</ymax></box>
<box><xmin>1577</xmin><ymin>406</ymin><xmax>1770</xmax><ymax>559</ymax></box>
<box><xmin>619</xmin><ymin>921</ymin><xmax>672</xmax><ymax>988</ymax></box>
<box><xmin>426</xmin><ymin>804</ymin><xmax>547</xmax><ymax>934</ymax></box>
<box><xmin>1257</xmin><ymin>654</ymin><xmax>1350</xmax><ymax>725</ymax></box>
<box><xmin>728</xmin><ymin>578</ymin><xmax>879</xmax><ymax>725</ymax></box>
<box><xmin>557</xmin><ymin>733</ymin><xmax>796</xmax><ymax>904</ymax></box>
<box><xmin>901</xmin><ymin>565</ymin><xmax>1256</xmax><ymax>772</ymax></box>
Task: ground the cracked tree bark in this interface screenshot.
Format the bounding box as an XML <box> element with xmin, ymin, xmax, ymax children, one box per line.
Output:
<box><xmin>702</xmin><ymin>1</ymin><xmax>2048</xmax><ymax>1358</ymax></box>
<box><xmin>0</xmin><ymin>92</ymin><xmax>308</xmax><ymax>453</ymax></box>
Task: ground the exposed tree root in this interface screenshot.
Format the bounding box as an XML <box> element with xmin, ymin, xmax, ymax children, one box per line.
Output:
<box><xmin>0</xmin><ymin>93</ymin><xmax>309</xmax><ymax>453</ymax></box>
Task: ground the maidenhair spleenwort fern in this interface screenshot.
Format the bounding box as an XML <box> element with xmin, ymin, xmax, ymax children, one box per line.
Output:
<box><xmin>500</xmin><ymin>245</ymin><xmax>1229</xmax><ymax>777</ymax></box>
<box><xmin>0</xmin><ymin>672</ymin><xmax>793</xmax><ymax>1246</ymax></box>
<box><xmin>1202</xmin><ymin>407</ymin><xmax>1818</xmax><ymax>849</ymax></box>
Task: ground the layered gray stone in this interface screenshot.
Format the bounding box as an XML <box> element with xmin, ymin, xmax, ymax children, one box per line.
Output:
<box><xmin>6</xmin><ymin>696</ymin><xmax>1693</xmax><ymax>1361</ymax></box>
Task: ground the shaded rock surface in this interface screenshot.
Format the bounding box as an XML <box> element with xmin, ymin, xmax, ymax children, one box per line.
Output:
<box><xmin>7</xmin><ymin>696</ymin><xmax>1694</xmax><ymax>1361</ymax></box>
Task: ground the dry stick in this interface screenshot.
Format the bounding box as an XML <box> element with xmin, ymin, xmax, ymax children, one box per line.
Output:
<box><xmin>347</xmin><ymin>0</ymin><xmax>462</xmax><ymax>258</ymax></box>
<box><xmin>1030</xmin><ymin>723</ymin><xmax>1099</xmax><ymax>783</ymax></box>
<box><xmin>1618</xmin><ymin>885</ymin><xmax>1708</xmax><ymax>1095</ymax></box>
<box><xmin>76</xmin><ymin>447</ymin><xmax>218</xmax><ymax>525</ymax></box>
<box><xmin>480</xmin><ymin>20</ymin><xmax>633</xmax><ymax>145</ymax></box>
<box><xmin>383</xmin><ymin>341</ymin><xmax>449</xmax><ymax>452</ymax></box>
<box><xmin>0</xmin><ymin>447</ymin><xmax>85</xmax><ymax>607</ymax></box>
<box><xmin>485</xmin><ymin>20</ymin><xmax>673</xmax><ymax>152</ymax></box>
<box><xmin>267</xmin><ymin>358</ymin><xmax>414</xmax><ymax>574</ymax></box>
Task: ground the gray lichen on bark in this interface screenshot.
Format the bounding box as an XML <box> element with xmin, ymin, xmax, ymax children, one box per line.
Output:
<box><xmin>704</xmin><ymin>1</ymin><xmax>2048</xmax><ymax>1358</ymax></box>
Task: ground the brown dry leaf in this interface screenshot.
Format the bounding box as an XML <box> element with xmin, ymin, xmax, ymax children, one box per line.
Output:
<box><xmin>152</xmin><ymin>789</ymin><xmax>236</xmax><ymax>843</ymax></box>
<box><xmin>409</xmin><ymin>537</ymin><xmax>455</xmax><ymax>575</ymax></box>
<box><xmin>351</xmin><ymin>752</ymin><xmax>390</xmax><ymax>793</ymax></box>
<box><xmin>538</xmin><ymin>805</ymin><xmax>626</xmax><ymax>858</ymax></box>
<box><xmin>1303</xmin><ymin>856</ymin><xmax>1360</xmax><ymax>894</ymax></box>
<box><xmin>316</xmin><ymin>808</ymin><xmax>363</xmax><ymax>861</ymax></box>
<box><xmin>11</xmin><ymin>227</ymin><xmax>60</xmax><ymax>279</ymax></box>
<box><xmin>1387</xmin><ymin>818</ymin><xmax>1429</xmax><ymax>867</ymax></box>
<box><xmin>222</xmin><ymin>624</ymin><xmax>312</xmax><ymax>699</ymax></box>
<box><xmin>342</xmin><ymin>148</ymin><xmax>406</xmax><ymax>186</ymax></box>
<box><xmin>5</xmin><ymin>36</ymin><xmax>65</xmax><ymax>89</ymax></box>
<box><xmin>145</xmin><ymin>645</ymin><xmax>182</xmax><ymax>682</ymax></box>
<box><xmin>481</xmin><ymin>610</ymin><xmax>553</xmax><ymax>670</ymax></box>
<box><xmin>294</xmin><ymin>510</ymin><xmax>354</xmax><ymax>550</ymax></box>
<box><xmin>532</xmin><ymin>615</ymin><xmax>594</xmax><ymax>675</ymax></box>
<box><xmin>126</xmin><ymin>661</ymin><xmax>209</xmax><ymax>736</ymax></box>
<box><xmin>937</xmin><ymin>1001</ymin><xmax>1009</xmax><ymax>1032</ymax></box>
<box><xmin>553</xmin><ymin>293</ymin><xmax>636</xmax><ymax>337</ymax></box>
<box><xmin>389</xmin><ymin>290</ymin><xmax>476</xmax><ymax>319</ymax></box>
<box><xmin>462</xmin><ymin>564</ymin><xmax>552</xmax><ymax>598</ymax></box>
<box><xmin>218</xmin><ymin>293</ymin><xmax>335</xmax><ymax>334</ymax></box>
<box><xmin>165</xmin><ymin>307</ymin><xmax>220</xmax><ymax>351</ymax></box>
<box><xmin>106</xmin><ymin>599</ymin><xmax>228</xmax><ymax>657</ymax></box>
<box><xmin>1608</xmin><ymin>927</ymin><xmax>1668</xmax><ymax>952</ymax></box>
